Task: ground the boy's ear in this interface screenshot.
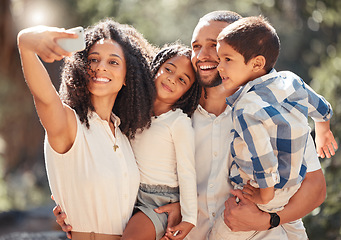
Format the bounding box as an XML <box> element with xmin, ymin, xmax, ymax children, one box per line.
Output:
<box><xmin>251</xmin><ymin>55</ymin><xmax>266</xmax><ymax>72</ymax></box>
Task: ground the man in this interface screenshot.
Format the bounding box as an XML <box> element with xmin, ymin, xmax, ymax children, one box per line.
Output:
<box><xmin>185</xmin><ymin>10</ymin><xmax>326</xmax><ymax>239</ymax></box>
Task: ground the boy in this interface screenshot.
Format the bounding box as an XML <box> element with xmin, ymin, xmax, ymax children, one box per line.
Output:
<box><xmin>209</xmin><ymin>16</ymin><xmax>337</xmax><ymax>240</ymax></box>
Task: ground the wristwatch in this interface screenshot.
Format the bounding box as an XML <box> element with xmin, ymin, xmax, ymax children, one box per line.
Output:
<box><xmin>268</xmin><ymin>212</ymin><xmax>280</xmax><ymax>229</ymax></box>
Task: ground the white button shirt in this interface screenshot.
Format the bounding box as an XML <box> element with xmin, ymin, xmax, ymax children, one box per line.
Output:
<box><xmin>186</xmin><ymin>104</ymin><xmax>321</xmax><ymax>240</ymax></box>
<box><xmin>186</xmin><ymin>104</ymin><xmax>233</xmax><ymax>239</ymax></box>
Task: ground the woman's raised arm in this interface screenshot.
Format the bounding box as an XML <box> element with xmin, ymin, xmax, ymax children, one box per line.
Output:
<box><xmin>17</xmin><ymin>26</ymin><xmax>78</xmax><ymax>153</ymax></box>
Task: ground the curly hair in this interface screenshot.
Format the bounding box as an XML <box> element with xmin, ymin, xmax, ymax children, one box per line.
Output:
<box><xmin>59</xmin><ymin>18</ymin><xmax>156</xmax><ymax>139</ymax></box>
<box><xmin>150</xmin><ymin>43</ymin><xmax>201</xmax><ymax>117</ymax></box>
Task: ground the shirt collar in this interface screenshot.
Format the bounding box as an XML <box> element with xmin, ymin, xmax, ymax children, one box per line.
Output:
<box><xmin>196</xmin><ymin>103</ymin><xmax>231</xmax><ymax>117</ymax></box>
<box><xmin>196</xmin><ymin>104</ymin><xmax>207</xmax><ymax>115</ymax></box>
<box><xmin>88</xmin><ymin>111</ymin><xmax>121</xmax><ymax>127</ymax></box>
<box><xmin>226</xmin><ymin>68</ymin><xmax>278</xmax><ymax>107</ymax></box>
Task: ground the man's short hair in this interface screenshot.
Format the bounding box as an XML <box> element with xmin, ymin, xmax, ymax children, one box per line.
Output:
<box><xmin>218</xmin><ymin>16</ymin><xmax>280</xmax><ymax>72</ymax></box>
<box><xmin>199</xmin><ymin>10</ymin><xmax>242</xmax><ymax>24</ymax></box>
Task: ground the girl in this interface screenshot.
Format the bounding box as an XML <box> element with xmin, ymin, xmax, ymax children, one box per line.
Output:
<box><xmin>122</xmin><ymin>43</ymin><xmax>201</xmax><ymax>240</ymax></box>
<box><xmin>17</xmin><ymin>19</ymin><xmax>155</xmax><ymax>240</ymax></box>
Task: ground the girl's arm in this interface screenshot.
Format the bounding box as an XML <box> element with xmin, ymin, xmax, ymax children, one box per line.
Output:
<box><xmin>17</xmin><ymin>26</ymin><xmax>78</xmax><ymax>153</ymax></box>
<box><xmin>167</xmin><ymin>115</ymin><xmax>197</xmax><ymax>239</ymax></box>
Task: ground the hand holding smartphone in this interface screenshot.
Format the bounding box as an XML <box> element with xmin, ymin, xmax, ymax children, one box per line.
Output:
<box><xmin>57</xmin><ymin>27</ymin><xmax>85</xmax><ymax>53</ymax></box>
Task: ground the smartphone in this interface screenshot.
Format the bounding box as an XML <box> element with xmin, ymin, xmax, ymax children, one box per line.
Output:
<box><xmin>57</xmin><ymin>26</ymin><xmax>85</xmax><ymax>53</ymax></box>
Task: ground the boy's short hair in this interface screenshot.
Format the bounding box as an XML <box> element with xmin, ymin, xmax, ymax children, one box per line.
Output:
<box><xmin>218</xmin><ymin>16</ymin><xmax>280</xmax><ymax>72</ymax></box>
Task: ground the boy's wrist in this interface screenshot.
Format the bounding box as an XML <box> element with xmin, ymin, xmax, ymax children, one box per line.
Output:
<box><xmin>315</xmin><ymin>120</ymin><xmax>330</xmax><ymax>133</ymax></box>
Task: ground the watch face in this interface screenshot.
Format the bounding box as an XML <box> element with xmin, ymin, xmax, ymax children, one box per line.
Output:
<box><xmin>271</xmin><ymin>213</ymin><xmax>280</xmax><ymax>227</ymax></box>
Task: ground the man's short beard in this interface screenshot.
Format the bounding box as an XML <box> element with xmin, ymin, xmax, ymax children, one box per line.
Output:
<box><xmin>196</xmin><ymin>71</ymin><xmax>222</xmax><ymax>88</ymax></box>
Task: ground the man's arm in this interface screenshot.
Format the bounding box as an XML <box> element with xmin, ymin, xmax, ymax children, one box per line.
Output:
<box><xmin>224</xmin><ymin>169</ymin><xmax>326</xmax><ymax>231</ymax></box>
<box><xmin>155</xmin><ymin>202</ymin><xmax>182</xmax><ymax>240</ymax></box>
<box><xmin>53</xmin><ymin>201</ymin><xmax>182</xmax><ymax>240</ymax></box>
<box><xmin>277</xmin><ymin>169</ymin><xmax>326</xmax><ymax>224</ymax></box>
<box><xmin>53</xmin><ymin>205</ymin><xmax>72</xmax><ymax>239</ymax></box>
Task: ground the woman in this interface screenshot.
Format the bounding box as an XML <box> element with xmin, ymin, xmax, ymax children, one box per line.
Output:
<box><xmin>17</xmin><ymin>19</ymin><xmax>155</xmax><ymax>239</ymax></box>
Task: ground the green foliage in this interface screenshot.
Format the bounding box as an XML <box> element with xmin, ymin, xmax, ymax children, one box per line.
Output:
<box><xmin>73</xmin><ymin>0</ymin><xmax>121</xmax><ymax>26</ymax></box>
<box><xmin>306</xmin><ymin>2</ymin><xmax>341</xmax><ymax>238</ymax></box>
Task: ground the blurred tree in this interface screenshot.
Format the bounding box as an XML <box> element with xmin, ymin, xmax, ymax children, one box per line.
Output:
<box><xmin>305</xmin><ymin>1</ymin><xmax>341</xmax><ymax>239</ymax></box>
<box><xmin>0</xmin><ymin>0</ymin><xmax>48</xmax><ymax>210</ymax></box>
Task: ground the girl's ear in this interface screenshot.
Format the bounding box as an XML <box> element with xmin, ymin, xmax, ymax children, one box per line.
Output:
<box><xmin>251</xmin><ymin>55</ymin><xmax>266</xmax><ymax>72</ymax></box>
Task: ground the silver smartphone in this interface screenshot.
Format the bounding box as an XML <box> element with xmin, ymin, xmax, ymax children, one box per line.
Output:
<box><xmin>57</xmin><ymin>26</ymin><xmax>85</xmax><ymax>52</ymax></box>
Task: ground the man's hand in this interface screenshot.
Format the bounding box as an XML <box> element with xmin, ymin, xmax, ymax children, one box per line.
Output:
<box><xmin>154</xmin><ymin>202</ymin><xmax>182</xmax><ymax>240</ymax></box>
<box><xmin>224</xmin><ymin>189</ymin><xmax>270</xmax><ymax>232</ymax></box>
<box><xmin>52</xmin><ymin>205</ymin><xmax>72</xmax><ymax>239</ymax></box>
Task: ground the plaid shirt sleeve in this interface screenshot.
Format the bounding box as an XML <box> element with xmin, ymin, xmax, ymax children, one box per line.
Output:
<box><xmin>303</xmin><ymin>81</ymin><xmax>332</xmax><ymax>122</ymax></box>
<box><xmin>282</xmin><ymin>72</ymin><xmax>333</xmax><ymax>122</ymax></box>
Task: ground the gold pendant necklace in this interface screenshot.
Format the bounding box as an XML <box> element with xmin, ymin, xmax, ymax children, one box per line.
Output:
<box><xmin>108</xmin><ymin>117</ymin><xmax>119</xmax><ymax>152</ymax></box>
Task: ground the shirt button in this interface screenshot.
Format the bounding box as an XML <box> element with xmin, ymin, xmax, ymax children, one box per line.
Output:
<box><xmin>212</xmin><ymin>212</ymin><xmax>216</xmax><ymax>217</ymax></box>
<box><xmin>214</xmin><ymin>152</ymin><xmax>218</xmax><ymax>157</ymax></box>
<box><xmin>209</xmin><ymin>184</ymin><xmax>214</xmax><ymax>188</ymax></box>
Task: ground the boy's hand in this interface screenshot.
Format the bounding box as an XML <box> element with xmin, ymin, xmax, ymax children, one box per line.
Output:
<box><xmin>165</xmin><ymin>221</ymin><xmax>194</xmax><ymax>240</ymax></box>
<box><xmin>315</xmin><ymin>129</ymin><xmax>338</xmax><ymax>158</ymax></box>
<box><xmin>242</xmin><ymin>184</ymin><xmax>262</xmax><ymax>203</ymax></box>
<box><xmin>242</xmin><ymin>183</ymin><xmax>274</xmax><ymax>204</ymax></box>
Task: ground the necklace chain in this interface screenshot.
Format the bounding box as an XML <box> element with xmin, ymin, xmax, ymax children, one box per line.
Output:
<box><xmin>108</xmin><ymin>119</ymin><xmax>119</xmax><ymax>152</ymax></box>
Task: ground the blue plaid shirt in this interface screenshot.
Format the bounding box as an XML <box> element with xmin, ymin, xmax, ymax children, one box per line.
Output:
<box><xmin>226</xmin><ymin>69</ymin><xmax>332</xmax><ymax>189</ymax></box>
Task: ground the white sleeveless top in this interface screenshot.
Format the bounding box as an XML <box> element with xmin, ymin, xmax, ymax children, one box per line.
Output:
<box><xmin>44</xmin><ymin>111</ymin><xmax>140</xmax><ymax>235</ymax></box>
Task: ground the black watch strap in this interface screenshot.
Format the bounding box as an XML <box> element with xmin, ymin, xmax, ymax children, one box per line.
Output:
<box><xmin>268</xmin><ymin>212</ymin><xmax>280</xmax><ymax>230</ymax></box>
